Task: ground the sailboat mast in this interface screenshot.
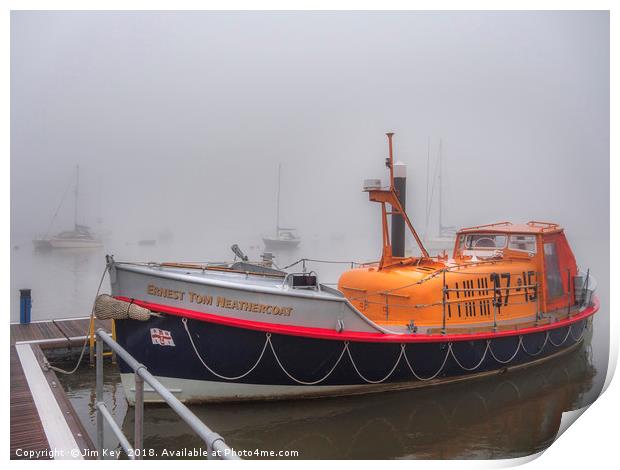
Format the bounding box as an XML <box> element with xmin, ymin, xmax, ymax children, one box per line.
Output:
<box><xmin>275</xmin><ymin>163</ymin><xmax>281</xmax><ymax>234</ymax></box>
<box><xmin>424</xmin><ymin>136</ymin><xmax>431</xmax><ymax>240</ymax></box>
<box><xmin>438</xmin><ymin>139</ymin><xmax>442</xmax><ymax>237</ymax></box>
<box><xmin>74</xmin><ymin>164</ymin><xmax>79</xmax><ymax>230</ymax></box>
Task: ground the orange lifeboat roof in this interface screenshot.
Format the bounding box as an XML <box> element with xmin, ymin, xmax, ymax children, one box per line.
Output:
<box><xmin>457</xmin><ymin>221</ymin><xmax>563</xmax><ymax>235</ymax></box>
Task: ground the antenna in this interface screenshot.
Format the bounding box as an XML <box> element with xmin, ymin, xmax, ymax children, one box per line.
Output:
<box><xmin>438</xmin><ymin>138</ymin><xmax>442</xmax><ymax>237</ymax></box>
<box><xmin>424</xmin><ymin>136</ymin><xmax>431</xmax><ymax>241</ymax></box>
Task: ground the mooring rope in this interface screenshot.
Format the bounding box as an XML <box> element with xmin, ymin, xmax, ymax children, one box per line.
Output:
<box><xmin>45</xmin><ymin>265</ymin><xmax>110</xmax><ymax>375</ymax></box>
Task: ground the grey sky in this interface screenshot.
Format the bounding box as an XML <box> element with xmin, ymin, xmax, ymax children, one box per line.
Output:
<box><xmin>11</xmin><ymin>11</ymin><xmax>609</xmax><ymax>262</ymax></box>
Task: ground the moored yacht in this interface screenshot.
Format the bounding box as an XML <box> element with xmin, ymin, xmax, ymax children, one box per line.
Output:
<box><xmin>33</xmin><ymin>165</ymin><xmax>103</xmax><ymax>249</ymax></box>
<box><xmin>49</xmin><ymin>224</ymin><xmax>103</xmax><ymax>248</ymax></box>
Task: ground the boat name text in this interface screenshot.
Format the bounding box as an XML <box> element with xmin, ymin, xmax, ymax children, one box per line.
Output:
<box><xmin>146</xmin><ymin>284</ymin><xmax>293</xmax><ymax>316</ymax></box>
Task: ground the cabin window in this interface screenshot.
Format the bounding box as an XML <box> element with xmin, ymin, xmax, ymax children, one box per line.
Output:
<box><xmin>458</xmin><ymin>233</ymin><xmax>507</xmax><ymax>250</ymax></box>
<box><xmin>509</xmin><ymin>234</ymin><xmax>537</xmax><ymax>253</ymax></box>
<box><xmin>544</xmin><ymin>242</ymin><xmax>564</xmax><ymax>299</ymax></box>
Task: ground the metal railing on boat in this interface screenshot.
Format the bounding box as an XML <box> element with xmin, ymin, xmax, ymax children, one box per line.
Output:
<box><xmin>347</xmin><ymin>266</ymin><xmax>592</xmax><ymax>335</ymax></box>
<box><xmin>95</xmin><ymin>329</ymin><xmax>239</xmax><ymax>460</ymax></box>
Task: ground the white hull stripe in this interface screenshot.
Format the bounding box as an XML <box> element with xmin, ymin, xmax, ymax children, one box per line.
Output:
<box><xmin>120</xmin><ymin>373</ymin><xmax>364</xmax><ymax>404</ymax></box>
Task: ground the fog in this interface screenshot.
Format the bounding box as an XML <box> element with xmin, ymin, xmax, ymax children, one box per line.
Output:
<box><xmin>8</xmin><ymin>11</ymin><xmax>611</xmax><ymax>446</ymax></box>
<box><xmin>11</xmin><ymin>11</ymin><xmax>609</xmax><ymax>264</ymax></box>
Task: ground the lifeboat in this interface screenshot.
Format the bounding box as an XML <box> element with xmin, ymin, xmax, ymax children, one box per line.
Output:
<box><xmin>104</xmin><ymin>133</ymin><xmax>598</xmax><ymax>404</ymax></box>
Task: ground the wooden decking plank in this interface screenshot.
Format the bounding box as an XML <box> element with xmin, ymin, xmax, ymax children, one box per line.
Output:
<box><xmin>53</xmin><ymin>319</ymin><xmax>84</xmax><ymax>340</ymax></box>
<box><xmin>10</xmin><ymin>346</ymin><xmax>50</xmax><ymax>459</ymax></box>
<box><xmin>10</xmin><ymin>318</ymin><xmax>111</xmax><ymax>460</ymax></box>
<box><xmin>11</xmin><ymin>321</ymin><xmax>64</xmax><ymax>344</ymax></box>
<box><xmin>11</xmin><ymin>318</ymin><xmax>112</xmax><ymax>346</ymax></box>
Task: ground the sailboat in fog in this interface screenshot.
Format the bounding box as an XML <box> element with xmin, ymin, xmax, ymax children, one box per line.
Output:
<box><xmin>423</xmin><ymin>139</ymin><xmax>456</xmax><ymax>255</ymax></box>
<box><xmin>33</xmin><ymin>165</ymin><xmax>103</xmax><ymax>249</ymax></box>
<box><xmin>262</xmin><ymin>163</ymin><xmax>301</xmax><ymax>251</ymax></box>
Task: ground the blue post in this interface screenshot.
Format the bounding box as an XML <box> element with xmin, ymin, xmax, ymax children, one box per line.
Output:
<box><xmin>20</xmin><ymin>289</ymin><xmax>31</xmax><ymax>324</ymax></box>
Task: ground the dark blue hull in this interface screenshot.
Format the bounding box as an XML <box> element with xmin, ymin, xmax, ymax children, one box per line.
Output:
<box><xmin>114</xmin><ymin>313</ymin><xmax>588</xmax><ymax>400</ymax></box>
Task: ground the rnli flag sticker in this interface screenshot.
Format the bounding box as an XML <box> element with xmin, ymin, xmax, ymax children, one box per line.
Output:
<box><xmin>150</xmin><ymin>328</ymin><xmax>175</xmax><ymax>347</ymax></box>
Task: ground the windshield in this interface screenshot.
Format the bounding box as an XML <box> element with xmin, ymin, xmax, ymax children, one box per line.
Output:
<box><xmin>458</xmin><ymin>233</ymin><xmax>507</xmax><ymax>251</ymax></box>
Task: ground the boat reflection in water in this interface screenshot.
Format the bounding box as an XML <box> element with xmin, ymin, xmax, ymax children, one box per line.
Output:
<box><xmin>119</xmin><ymin>341</ymin><xmax>595</xmax><ymax>459</ymax></box>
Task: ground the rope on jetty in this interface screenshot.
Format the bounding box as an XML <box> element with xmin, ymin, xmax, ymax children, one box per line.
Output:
<box><xmin>182</xmin><ymin>318</ymin><xmax>584</xmax><ymax>386</ymax></box>
<box><xmin>45</xmin><ymin>265</ymin><xmax>109</xmax><ymax>375</ymax></box>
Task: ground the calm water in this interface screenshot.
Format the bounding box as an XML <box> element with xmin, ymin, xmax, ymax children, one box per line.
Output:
<box><xmin>10</xmin><ymin>234</ymin><xmax>609</xmax><ymax>459</ymax></box>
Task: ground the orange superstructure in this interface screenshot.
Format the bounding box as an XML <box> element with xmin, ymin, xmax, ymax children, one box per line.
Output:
<box><xmin>338</xmin><ymin>134</ymin><xmax>579</xmax><ymax>332</ymax></box>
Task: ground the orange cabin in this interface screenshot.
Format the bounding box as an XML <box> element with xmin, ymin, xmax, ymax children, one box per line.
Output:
<box><xmin>338</xmin><ymin>221</ymin><xmax>578</xmax><ymax>330</ymax></box>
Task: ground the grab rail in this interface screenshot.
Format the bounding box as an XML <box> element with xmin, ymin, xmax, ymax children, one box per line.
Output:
<box><xmin>95</xmin><ymin>329</ymin><xmax>239</xmax><ymax>460</ymax></box>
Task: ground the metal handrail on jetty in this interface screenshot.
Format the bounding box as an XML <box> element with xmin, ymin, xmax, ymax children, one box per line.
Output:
<box><xmin>95</xmin><ymin>329</ymin><xmax>239</xmax><ymax>460</ymax></box>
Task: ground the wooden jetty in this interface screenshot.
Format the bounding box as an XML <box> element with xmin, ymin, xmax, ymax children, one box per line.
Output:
<box><xmin>10</xmin><ymin>317</ymin><xmax>111</xmax><ymax>460</ymax></box>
